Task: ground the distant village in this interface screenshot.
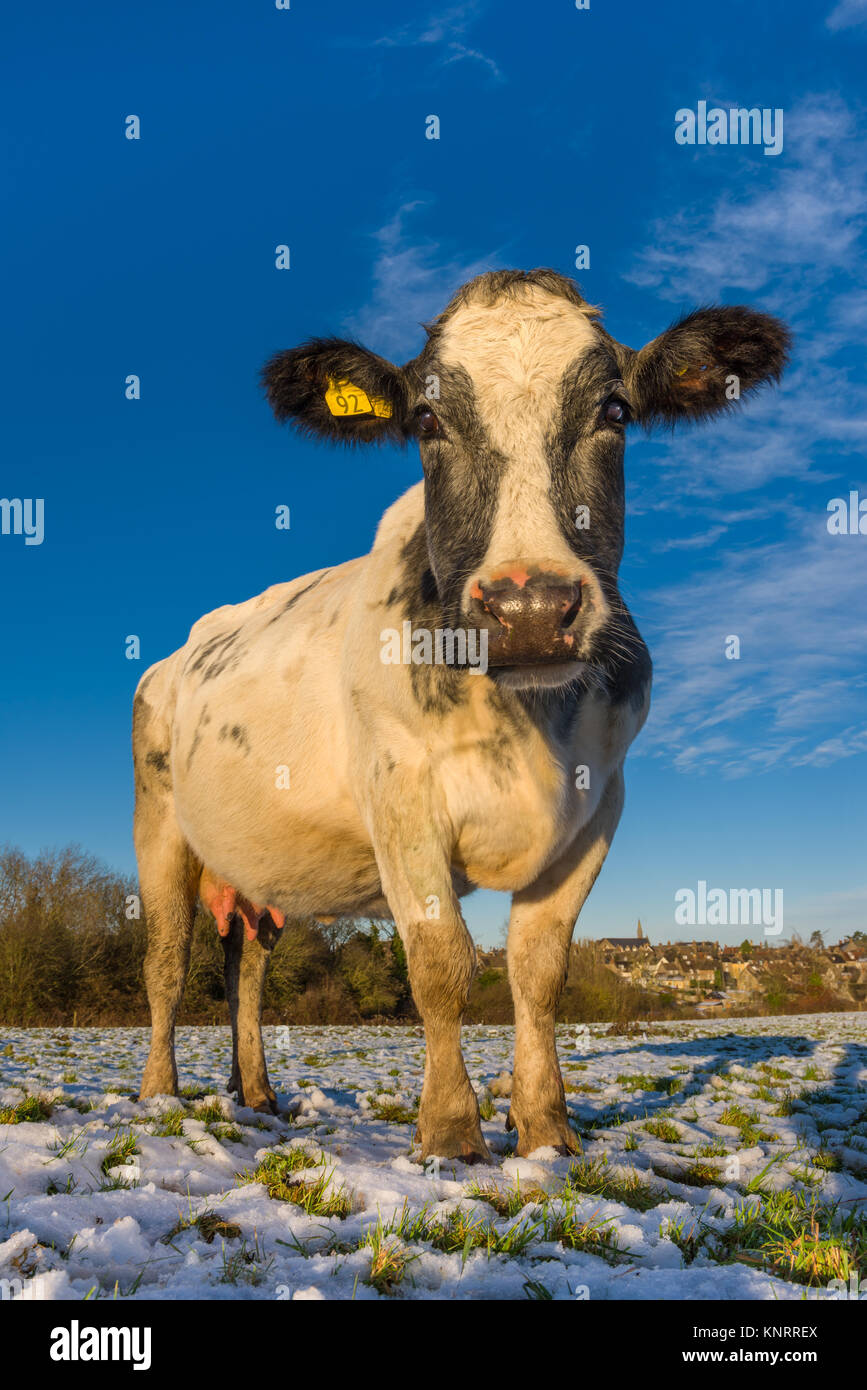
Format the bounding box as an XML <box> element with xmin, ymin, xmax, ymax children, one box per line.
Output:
<box><xmin>477</xmin><ymin>924</ymin><xmax>867</xmax><ymax>1017</ymax></box>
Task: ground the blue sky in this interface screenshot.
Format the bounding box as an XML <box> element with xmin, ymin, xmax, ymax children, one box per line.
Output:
<box><xmin>1</xmin><ymin>0</ymin><xmax>866</xmax><ymax>949</ymax></box>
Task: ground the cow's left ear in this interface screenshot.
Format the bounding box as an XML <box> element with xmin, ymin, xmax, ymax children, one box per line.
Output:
<box><xmin>622</xmin><ymin>306</ymin><xmax>791</xmax><ymax>427</ymax></box>
<box><xmin>261</xmin><ymin>337</ymin><xmax>410</xmax><ymax>444</ymax></box>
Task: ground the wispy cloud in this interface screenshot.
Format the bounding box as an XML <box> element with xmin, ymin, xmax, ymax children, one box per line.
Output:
<box><xmin>368</xmin><ymin>3</ymin><xmax>504</xmax><ymax>82</ymax></box>
<box><xmin>635</xmin><ymin>516</ymin><xmax>867</xmax><ymax>774</ymax></box>
<box><xmin>627</xmin><ymin>97</ymin><xmax>867</xmax><ymax>309</ymax></box>
<box><xmin>345</xmin><ymin>200</ymin><xmax>503</xmax><ymax>359</ymax></box>
<box><xmin>625</xmin><ymin>99</ymin><xmax>867</xmax><ymax>510</ymax></box>
<box><xmin>623</xmin><ymin>95</ymin><xmax>867</xmax><ymax>774</ymax></box>
<box><xmin>826</xmin><ymin>0</ymin><xmax>867</xmax><ymax>31</ymax></box>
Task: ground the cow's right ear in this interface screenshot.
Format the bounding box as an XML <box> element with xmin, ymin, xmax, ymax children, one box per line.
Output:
<box><xmin>261</xmin><ymin>338</ymin><xmax>410</xmax><ymax>444</ymax></box>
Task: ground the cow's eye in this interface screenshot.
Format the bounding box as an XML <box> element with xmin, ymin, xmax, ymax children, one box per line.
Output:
<box><xmin>416</xmin><ymin>409</ymin><xmax>441</xmax><ymax>436</ymax></box>
<box><xmin>601</xmin><ymin>398</ymin><xmax>629</xmax><ymax>426</ymax></box>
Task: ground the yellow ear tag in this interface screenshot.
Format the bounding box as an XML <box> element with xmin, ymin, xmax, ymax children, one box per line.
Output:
<box><xmin>675</xmin><ymin>364</ymin><xmax>689</xmax><ymax>377</ymax></box>
<box><xmin>370</xmin><ymin>395</ymin><xmax>393</xmax><ymax>419</ymax></box>
<box><xmin>325</xmin><ymin>377</ymin><xmax>373</xmax><ymax>416</ymax></box>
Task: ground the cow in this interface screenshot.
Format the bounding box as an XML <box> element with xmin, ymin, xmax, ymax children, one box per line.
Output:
<box><xmin>133</xmin><ymin>268</ymin><xmax>788</xmax><ymax>1160</ymax></box>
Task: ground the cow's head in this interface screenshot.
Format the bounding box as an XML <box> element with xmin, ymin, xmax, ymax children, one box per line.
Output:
<box><xmin>262</xmin><ymin>270</ymin><xmax>789</xmax><ymax>690</ymax></box>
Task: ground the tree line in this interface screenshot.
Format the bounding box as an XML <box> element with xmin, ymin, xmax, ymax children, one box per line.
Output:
<box><xmin>0</xmin><ymin>844</ymin><xmax>703</xmax><ymax>1027</ymax></box>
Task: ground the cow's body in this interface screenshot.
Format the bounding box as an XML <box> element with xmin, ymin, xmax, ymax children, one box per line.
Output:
<box><xmin>135</xmin><ymin>269</ymin><xmax>787</xmax><ymax>1159</ymax></box>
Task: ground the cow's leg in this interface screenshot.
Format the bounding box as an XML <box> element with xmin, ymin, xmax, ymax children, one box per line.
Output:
<box><xmin>372</xmin><ymin>797</ymin><xmax>489</xmax><ymax>1164</ymax></box>
<box><xmin>225</xmin><ymin>914</ymin><xmax>279</xmax><ymax>1113</ymax></box>
<box><xmin>136</xmin><ymin>815</ymin><xmax>199</xmax><ymax>1100</ymax></box>
<box><xmin>134</xmin><ymin>684</ymin><xmax>200</xmax><ymax>1099</ymax></box>
<box><xmin>507</xmin><ymin>770</ymin><xmax>624</xmax><ymax>1157</ymax></box>
<box><xmin>221</xmin><ymin>912</ymin><xmax>243</xmax><ymax>1096</ymax></box>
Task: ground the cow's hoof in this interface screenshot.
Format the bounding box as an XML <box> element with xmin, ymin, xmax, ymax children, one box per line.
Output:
<box><xmin>514</xmin><ymin>1127</ymin><xmax>580</xmax><ymax>1158</ymax></box>
<box><xmin>252</xmin><ymin>1098</ymin><xmax>280</xmax><ymax>1116</ymax></box>
<box><xmin>458</xmin><ymin>1142</ymin><xmax>493</xmax><ymax>1166</ymax></box>
<box><xmin>420</xmin><ymin>1126</ymin><xmax>493</xmax><ymax>1166</ymax></box>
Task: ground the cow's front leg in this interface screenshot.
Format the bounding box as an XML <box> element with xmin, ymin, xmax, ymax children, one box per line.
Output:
<box><xmin>507</xmin><ymin>770</ymin><xmax>624</xmax><ymax>1157</ymax></box>
<box><xmin>373</xmin><ymin>805</ymin><xmax>490</xmax><ymax>1164</ymax></box>
<box><xmin>224</xmin><ymin>913</ymin><xmax>280</xmax><ymax>1113</ymax></box>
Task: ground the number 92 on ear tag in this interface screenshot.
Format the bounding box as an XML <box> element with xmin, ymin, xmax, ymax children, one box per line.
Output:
<box><xmin>325</xmin><ymin>377</ymin><xmax>393</xmax><ymax>419</ymax></box>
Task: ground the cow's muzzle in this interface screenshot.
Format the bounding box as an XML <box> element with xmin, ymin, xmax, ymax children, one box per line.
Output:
<box><xmin>467</xmin><ymin>566</ymin><xmax>588</xmax><ymax>667</ymax></box>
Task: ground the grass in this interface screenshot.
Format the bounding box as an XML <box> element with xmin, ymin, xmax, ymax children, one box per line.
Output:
<box><xmin>360</xmin><ymin>1218</ymin><xmax>419</xmax><ymax>1294</ymax></box>
<box><xmin>680</xmin><ymin>1161</ymin><xmax>727</xmax><ymax>1188</ymax></box>
<box><xmin>695</xmin><ymin>1140</ymin><xmax>728</xmax><ymax>1157</ymax></box>
<box><xmin>616</xmin><ymin>1073</ymin><xmax>668</xmax><ymax>1092</ymax></box>
<box><xmin>369</xmin><ymin>1095</ymin><xmax>419</xmax><ymax>1125</ymax></box>
<box><xmin>194</xmin><ymin>1099</ymin><xmax>228</xmax><ymax>1124</ymax></box>
<box><xmin>99</xmin><ymin>1130</ymin><xmax>139</xmax><ymax>1181</ymax></box>
<box><xmin>243</xmin><ymin>1149</ymin><xmax>352</xmax><ymax>1218</ymax></box>
<box><xmin>662</xmin><ymin>1212</ymin><xmax>707</xmax><ymax>1264</ymax></box>
<box><xmin>565</xmin><ymin>1157</ymin><xmax>665</xmax><ymax>1212</ymax></box>
<box><xmin>542</xmin><ymin>1204</ymin><xmax>623</xmax><ymax>1262</ymax></box>
<box><xmin>405</xmin><ymin>1200</ymin><xmax>544</xmax><ymax>1259</ymax></box>
<box><xmin>149</xmin><ymin>1106</ymin><xmax>187</xmax><ymax>1138</ymax></box>
<box><xmin>644</xmin><ymin>1118</ymin><xmax>681</xmax><ymax>1143</ymax></box>
<box><xmin>468</xmin><ymin>1179</ymin><xmax>549</xmax><ymax>1219</ymax></box>
<box><xmin>219</xmin><ymin>1233</ymin><xmax>274</xmax><ymax>1287</ymax></box>
<box><xmin>718</xmin><ymin>1105</ymin><xmax>778</xmax><ymax>1146</ymax></box>
<box><xmin>163</xmin><ymin>1209</ymin><xmax>242</xmax><ymax>1245</ymax></box>
<box><xmin>207</xmin><ymin>1121</ymin><xmax>243</xmax><ymax>1144</ymax></box>
<box><xmin>0</xmin><ymin>1095</ymin><xmax>53</xmax><ymax>1124</ymax></box>
<box><xmin>811</xmin><ymin>1150</ymin><xmax>842</xmax><ymax>1172</ymax></box>
<box><xmin>719</xmin><ymin>1190</ymin><xmax>867</xmax><ymax>1286</ymax></box>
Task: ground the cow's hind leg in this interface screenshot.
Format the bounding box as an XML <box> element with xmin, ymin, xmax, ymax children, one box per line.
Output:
<box><xmin>136</xmin><ymin>810</ymin><xmax>199</xmax><ymax>1099</ymax></box>
<box><xmin>223</xmin><ymin>914</ymin><xmax>279</xmax><ymax>1113</ymax></box>
<box><xmin>134</xmin><ymin>680</ymin><xmax>200</xmax><ymax>1099</ymax></box>
<box><xmin>221</xmin><ymin>912</ymin><xmax>243</xmax><ymax>1095</ymax></box>
<box><xmin>506</xmin><ymin>770</ymin><xmax>624</xmax><ymax>1156</ymax></box>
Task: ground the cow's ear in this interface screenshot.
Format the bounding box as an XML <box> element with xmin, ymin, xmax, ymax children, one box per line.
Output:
<box><xmin>623</xmin><ymin>306</ymin><xmax>791</xmax><ymax>427</ymax></box>
<box><xmin>261</xmin><ymin>338</ymin><xmax>410</xmax><ymax>444</ymax></box>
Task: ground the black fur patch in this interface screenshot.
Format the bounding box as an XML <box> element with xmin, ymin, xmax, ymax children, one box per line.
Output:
<box><xmin>627</xmin><ymin>305</ymin><xmax>791</xmax><ymax>427</ymax></box>
<box><xmin>218</xmin><ymin>723</ymin><xmax>251</xmax><ymax>755</ymax></box>
<box><xmin>261</xmin><ymin>338</ymin><xmax>411</xmax><ymax>445</ymax></box>
<box><xmin>266</xmin><ymin>572</ymin><xmax>328</xmax><ymax>625</ymax></box>
<box><xmin>186</xmin><ymin>629</ymin><xmax>245</xmax><ymax>683</ymax></box>
<box><xmin>145</xmin><ymin>748</ymin><xmax>172</xmax><ymax>786</ymax></box>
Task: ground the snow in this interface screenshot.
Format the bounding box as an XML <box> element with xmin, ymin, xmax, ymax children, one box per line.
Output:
<box><xmin>0</xmin><ymin>1014</ymin><xmax>865</xmax><ymax>1300</ymax></box>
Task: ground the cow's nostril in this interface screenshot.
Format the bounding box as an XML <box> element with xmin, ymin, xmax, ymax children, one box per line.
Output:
<box><xmin>561</xmin><ymin>589</ymin><xmax>583</xmax><ymax>628</ymax></box>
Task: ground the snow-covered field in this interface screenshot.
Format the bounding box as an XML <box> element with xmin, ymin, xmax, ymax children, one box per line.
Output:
<box><xmin>1</xmin><ymin>1015</ymin><xmax>866</xmax><ymax>1301</ymax></box>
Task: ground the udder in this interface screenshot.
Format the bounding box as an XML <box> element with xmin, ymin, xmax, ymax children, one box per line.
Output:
<box><xmin>199</xmin><ymin>867</ymin><xmax>285</xmax><ymax>942</ymax></box>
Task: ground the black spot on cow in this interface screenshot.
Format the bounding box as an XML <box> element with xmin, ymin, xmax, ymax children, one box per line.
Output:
<box><xmin>186</xmin><ymin>629</ymin><xmax>245</xmax><ymax>683</ymax></box>
<box><xmin>145</xmin><ymin>749</ymin><xmax>172</xmax><ymax>787</ymax></box>
<box><xmin>476</xmin><ymin>732</ymin><xmax>517</xmax><ymax>790</ymax></box>
<box><xmin>218</xmin><ymin>723</ymin><xmax>251</xmax><ymax>755</ymax></box>
<box><xmin>186</xmin><ymin>705</ymin><xmax>211</xmax><ymax>771</ymax></box>
<box><xmin>267</xmin><ymin>572</ymin><xmax>328</xmax><ymax>625</ymax></box>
